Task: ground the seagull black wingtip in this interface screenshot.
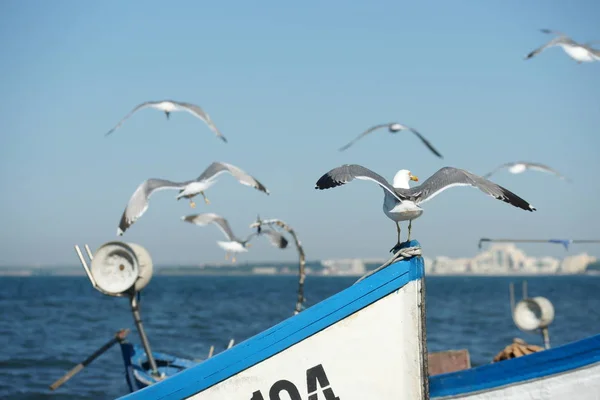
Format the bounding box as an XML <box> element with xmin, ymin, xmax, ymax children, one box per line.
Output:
<box><xmin>315</xmin><ymin>173</ymin><xmax>341</xmax><ymax>190</ymax></box>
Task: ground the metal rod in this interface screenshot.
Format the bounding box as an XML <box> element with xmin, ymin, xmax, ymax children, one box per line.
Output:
<box><xmin>74</xmin><ymin>245</ymin><xmax>97</xmax><ymax>288</ymax></box>
<box><xmin>49</xmin><ymin>329</ymin><xmax>130</xmax><ymax>390</ymax></box>
<box><xmin>250</xmin><ymin>218</ymin><xmax>307</xmax><ymax>314</ymax></box>
<box><xmin>84</xmin><ymin>244</ymin><xmax>94</xmax><ymax>261</ymax></box>
<box><xmin>285</xmin><ymin>228</ymin><xmax>306</xmax><ymax>315</ymax></box>
<box><xmin>509</xmin><ymin>282</ymin><xmax>515</xmax><ymax>314</ymax></box>
<box><xmin>130</xmin><ymin>294</ymin><xmax>160</xmax><ymax>377</ymax></box>
<box><xmin>541</xmin><ymin>327</ymin><xmax>551</xmax><ymax>349</ymax></box>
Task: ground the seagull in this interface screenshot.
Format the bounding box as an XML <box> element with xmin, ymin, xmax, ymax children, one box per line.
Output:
<box><xmin>104</xmin><ymin>100</ymin><xmax>228</xmax><ymax>142</ymax></box>
<box><xmin>338</xmin><ymin>122</ymin><xmax>443</xmax><ymax>158</ymax></box>
<box><xmin>315</xmin><ymin>165</ymin><xmax>536</xmax><ymax>252</ymax></box>
<box><xmin>256</xmin><ymin>228</ymin><xmax>289</xmax><ymax>250</ymax></box>
<box><xmin>525</xmin><ymin>29</ymin><xmax>600</xmax><ymax>63</ymax></box>
<box><xmin>483</xmin><ymin>162</ymin><xmax>570</xmax><ymax>181</ymax></box>
<box><xmin>116</xmin><ymin>162</ymin><xmax>270</xmax><ymax>235</ymax></box>
<box><xmin>181</xmin><ymin>213</ymin><xmax>287</xmax><ymax>262</ymax></box>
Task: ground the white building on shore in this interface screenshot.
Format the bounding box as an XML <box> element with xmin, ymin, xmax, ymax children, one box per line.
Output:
<box><xmin>423</xmin><ymin>244</ymin><xmax>596</xmax><ymax>276</ymax></box>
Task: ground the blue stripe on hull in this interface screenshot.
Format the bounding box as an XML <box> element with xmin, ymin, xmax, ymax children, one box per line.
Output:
<box><xmin>118</xmin><ymin>240</ymin><xmax>424</xmax><ymax>400</ymax></box>
<box><xmin>430</xmin><ymin>333</ymin><xmax>600</xmax><ymax>397</ymax></box>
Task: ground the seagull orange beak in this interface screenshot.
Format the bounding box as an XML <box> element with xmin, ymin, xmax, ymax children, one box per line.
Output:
<box><xmin>410</xmin><ymin>174</ymin><xmax>419</xmax><ymax>182</ymax></box>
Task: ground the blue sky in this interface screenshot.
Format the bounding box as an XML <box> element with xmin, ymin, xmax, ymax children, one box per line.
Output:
<box><xmin>1</xmin><ymin>0</ymin><xmax>599</xmax><ymax>266</ymax></box>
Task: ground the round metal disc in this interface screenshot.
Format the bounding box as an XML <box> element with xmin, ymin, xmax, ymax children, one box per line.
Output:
<box><xmin>513</xmin><ymin>299</ymin><xmax>543</xmax><ymax>332</ymax></box>
<box><xmin>127</xmin><ymin>242</ymin><xmax>154</xmax><ymax>291</ymax></box>
<box><xmin>90</xmin><ymin>242</ymin><xmax>139</xmax><ymax>296</ymax></box>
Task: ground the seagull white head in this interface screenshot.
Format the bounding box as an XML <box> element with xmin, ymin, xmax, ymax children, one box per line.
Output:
<box><xmin>392</xmin><ymin>169</ymin><xmax>419</xmax><ymax>189</ymax></box>
<box><xmin>389</xmin><ymin>123</ymin><xmax>403</xmax><ymax>132</ymax></box>
<box><xmin>508</xmin><ymin>164</ymin><xmax>527</xmax><ymax>174</ymax></box>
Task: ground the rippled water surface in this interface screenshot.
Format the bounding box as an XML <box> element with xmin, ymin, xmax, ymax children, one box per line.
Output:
<box><xmin>1</xmin><ymin>275</ymin><xmax>599</xmax><ymax>399</ymax></box>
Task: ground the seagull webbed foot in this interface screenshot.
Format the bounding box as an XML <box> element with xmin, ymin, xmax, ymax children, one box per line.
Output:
<box><xmin>200</xmin><ymin>191</ymin><xmax>210</xmax><ymax>205</ymax></box>
<box><xmin>189</xmin><ymin>200</ymin><xmax>196</xmax><ymax>208</ymax></box>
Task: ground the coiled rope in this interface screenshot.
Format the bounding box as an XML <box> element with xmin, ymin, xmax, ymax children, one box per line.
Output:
<box><xmin>354</xmin><ymin>246</ymin><xmax>422</xmax><ymax>284</ymax></box>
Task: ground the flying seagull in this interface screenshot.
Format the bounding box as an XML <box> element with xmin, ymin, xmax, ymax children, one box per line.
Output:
<box><xmin>256</xmin><ymin>228</ymin><xmax>289</xmax><ymax>250</ymax></box>
<box><xmin>483</xmin><ymin>162</ymin><xmax>570</xmax><ymax>181</ymax></box>
<box><xmin>181</xmin><ymin>213</ymin><xmax>287</xmax><ymax>262</ymax></box>
<box><xmin>338</xmin><ymin>122</ymin><xmax>443</xmax><ymax>158</ymax></box>
<box><xmin>315</xmin><ymin>165</ymin><xmax>535</xmax><ymax>252</ymax></box>
<box><xmin>525</xmin><ymin>29</ymin><xmax>600</xmax><ymax>63</ymax></box>
<box><xmin>116</xmin><ymin>162</ymin><xmax>270</xmax><ymax>235</ymax></box>
<box><xmin>104</xmin><ymin>100</ymin><xmax>228</xmax><ymax>142</ymax></box>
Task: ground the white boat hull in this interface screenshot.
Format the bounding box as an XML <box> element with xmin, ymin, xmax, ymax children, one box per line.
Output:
<box><xmin>193</xmin><ymin>277</ymin><xmax>425</xmax><ymax>399</ymax></box>
<box><xmin>118</xmin><ymin>240</ymin><xmax>427</xmax><ymax>400</ymax></box>
<box><xmin>430</xmin><ymin>333</ymin><xmax>600</xmax><ymax>399</ymax></box>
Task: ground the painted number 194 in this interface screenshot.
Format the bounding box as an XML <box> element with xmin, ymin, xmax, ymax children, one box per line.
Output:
<box><xmin>250</xmin><ymin>364</ymin><xmax>340</xmax><ymax>400</ymax></box>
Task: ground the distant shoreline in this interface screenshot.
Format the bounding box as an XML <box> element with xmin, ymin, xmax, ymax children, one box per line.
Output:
<box><xmin>1</xmin><ymin>270</ymin><xmax>598</xmax><ymax>278</ymax></box>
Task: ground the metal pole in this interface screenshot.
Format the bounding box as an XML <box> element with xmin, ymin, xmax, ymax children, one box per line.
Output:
<box><xmin>250</xmin><ymin>218</ymin><xmax>307</xmax><ymax>315</ymax></box>
<box><xmin>49</xmin><ymin>329</ymin><xmax>130</xmax><ymax>390</ymax></box>
<box><xmin>288</xmin><ymin>229</ymin><xmax>306</xmax><ymax>315</ymax></box>
<box><xmin>509</xmin><ymin>282</ymin><xmax>515</xmax><ymax>314</ymax></box>
<box><xmin>74</xmin><ymin>245</ymin><xmax>97</xmax><ymax>288</ymax></box>
<box><xmin>130</xmin><ymin>293</ymin><xmax>160</xmax><ymax>377</ymax></box>
<box><xmin>541</xmin><ymin>327</ymin><xmax>551</xmax><ymax>349</ymax></box>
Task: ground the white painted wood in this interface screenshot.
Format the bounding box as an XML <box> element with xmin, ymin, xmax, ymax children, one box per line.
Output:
<box><xmin>438</xmin><ymin>362</ymin><xmax>600</xmax><ymax>400</ymax></box>
<box><xmin>187</xmin><ymin>279</ymin><xmax>425</xmax><ymax>399</ymax></box>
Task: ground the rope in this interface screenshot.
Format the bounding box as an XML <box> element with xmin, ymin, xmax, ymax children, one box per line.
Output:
<box><xmin>354</xmin><ymin>246</ymin><xmax>422</xmax><ymax>284</ymax></box>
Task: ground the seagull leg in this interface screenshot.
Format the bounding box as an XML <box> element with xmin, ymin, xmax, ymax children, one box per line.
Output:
<box><xmin>189</xmin><ymin>199</ymin><xmax>196</xmax><ymax>208</ymax></box>
<box><xmin>232</xmin><ymin>255</ymin><xmax>237</xmax><ymax>264</ymax></box>
<box><xmin>165</xmin><ymin>111</ymin><xmax>170</xmax><ymax>120</ymax></box>
<box><xmin>201</xmin><ymin>191</ymin><xmax>210</xmax><ymax>205</ymax></box>
<box><xmin>408</xmin><ymin>220</ymin><xmax>413</xmax><ymax>241</ymax></box>
<box><xmin>224</xmin><ymin>253</ymin><xmax>229</xmax><ymax>260</ymax></box>
<box><xmin>390</xmin><ymin>222</ymin><xmax>401</xmax><ymax>253</ymax></box>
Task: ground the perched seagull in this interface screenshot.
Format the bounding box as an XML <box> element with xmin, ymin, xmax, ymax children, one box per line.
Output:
<box><xmin>181</xmin><ymin>213</ymin><xmax>287</xmax><ymax>262</ymax></box>
<box><xmin>315</xmin><ymin>165</ymin><xmax>536</xmax><ymax>252</ymax></box>
<box><xmin>525</xmin><ymin>29</ymin><xmax>600</xmax><ymax>63</ymax></box>
<box><xmin>483</xmin><ymin>161</ymin><xmax>570</xmax><ymax>182</ymax></box>
<box><xmin>116</xmin><ymin>162</ymin><xmax>269</xmax><ymax>235</ymax></box>
<box><xmin>338</xmin><ymin>122</ymin><xmax>443</xmax><ymax>158</ymax></box>
<box><xmin>104</xmin><ymin>100</ymin><xmax>228</xmax><ymax>142</ymax></box>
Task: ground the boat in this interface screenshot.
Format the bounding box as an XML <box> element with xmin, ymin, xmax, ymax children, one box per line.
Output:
<box><xmin>430</xmin><ymin>334</ymin><xmax>600</xmax><ymax>399</ymax></box>
<box><xmin>117</xmin><ymin>239</ymin><xmax>428</xmax><ymax>399</ymax></box>
<box><xmin>119</xmin><ymin>343</ymin><xmax>199</xmax><ymax>392</ymax></box>
<box><xmin>52</xmin><ymin>240</ymin><xmax>600</xmax><ymax>399</ymax></box>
